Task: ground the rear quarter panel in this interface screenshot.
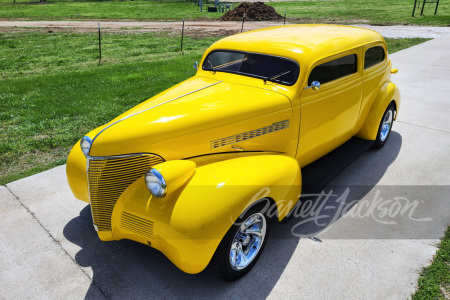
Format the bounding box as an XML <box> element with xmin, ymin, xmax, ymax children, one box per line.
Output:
<box><xmin>354</xmin><ymin>42</ymin><xmax>392</xmax><ymax>135</ymax></box>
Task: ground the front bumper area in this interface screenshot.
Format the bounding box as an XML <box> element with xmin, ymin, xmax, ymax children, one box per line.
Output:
<box><xmin>67</xmin><ymin>145</ymin><xmax>302</xmax><ymax>274</ymax></box>
<box><xmin>67</xmin><ymin>146</ymin><xmax>219</xmax><ymax>274</ymax></box>
<box><xmin>110</xmin><ymin>175</ymin><xmax>222</xmax><ymax>274</ymax></box>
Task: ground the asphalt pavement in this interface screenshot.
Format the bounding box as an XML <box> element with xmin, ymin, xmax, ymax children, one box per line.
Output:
<box><xmin>1</xmin><ymin>35</ymin><xmax>449</xmax><ymax>299</ymax></box>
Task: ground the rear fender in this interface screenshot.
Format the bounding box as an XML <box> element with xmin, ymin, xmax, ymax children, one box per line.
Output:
<box><xmin>357</xmin><ymin>82</ymin><xmax>401</xmax><ymax>140</ymax></box>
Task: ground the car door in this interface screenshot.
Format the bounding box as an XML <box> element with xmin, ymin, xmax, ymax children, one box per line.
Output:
<box><xmin>297</xmin><ymin>48</ymin><xmax>363</xmax><ymax>167</ymax></box>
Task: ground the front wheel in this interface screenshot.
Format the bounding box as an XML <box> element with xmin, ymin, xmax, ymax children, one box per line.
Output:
<box><xmin>373</xmin><ymin>104</ymin><xmax>395</xmax><ymax>149</ymax></box>
<box><xmin>209</xmin><ymin>205</ymin><xmax>269</xmax><ymax>281</ymax></box>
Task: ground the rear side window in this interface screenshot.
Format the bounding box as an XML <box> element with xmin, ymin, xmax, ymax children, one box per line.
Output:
<box><xmin>308</xmin><ymin>54</ymin><xmax>357</xmax><ymax>86</ymax></box>
<box><xmin>364</xmin><ymin>46</ymin><xmax>385</xmax><ymax>69</ymax></box>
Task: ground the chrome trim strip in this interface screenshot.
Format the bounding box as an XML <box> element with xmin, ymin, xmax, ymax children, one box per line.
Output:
<box><xmin>89</xmin><ymin>81</ymin><xmax>223</xmax><ymax>149</ymax></box>
<box><xmin>88</xmin><ymin>153</ymin><xmax>143</xmax><ymax>160</ymax></box>
<box><xmin>121</xmin><ymin>211</ymin><xmax>154</xmax><ymax>240</ymax></box>
<box><xmin>210</xmin><ymin>119</ymin><xmax>290</xmax><ymax>149</ymax></box>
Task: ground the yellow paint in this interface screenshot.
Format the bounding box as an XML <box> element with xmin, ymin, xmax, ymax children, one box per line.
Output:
<box><xmin>111</xmin><ymin>155</ymin><xmax>301</xmax><ymax>273</ymax></box>
<box><xmin>66</xmin><ymin>141</ymin><xmax>89</xmax><ymax>203</ymax></box>
<box><xmin>297</xmin><ymin>48</ymin><xmax>363</xmax><ymax>166</ymax></box>
<box><xmin>66</xmin><ymin>25</ymin><xmax>400</xmax><ymax>274</ymax></box>
<box><xmin>151</xmin><ymin>160</ymin><xmax>196</xmax><ymax>197</ymax></box>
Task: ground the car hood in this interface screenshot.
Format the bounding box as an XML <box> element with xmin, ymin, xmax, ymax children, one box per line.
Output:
<box><xmin>88</xmin><ymin>76</ymin><xmax>293</xmax><ymax>158</ymax></box>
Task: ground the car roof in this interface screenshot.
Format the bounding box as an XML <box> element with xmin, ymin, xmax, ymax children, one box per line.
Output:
<box><xmin>207</xmin><ymin>24</ymin><xmax>385</xmax><ymax>63</ymax></box>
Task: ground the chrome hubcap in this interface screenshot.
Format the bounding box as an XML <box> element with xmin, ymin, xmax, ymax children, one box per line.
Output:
<box><xmin>380</xmin><ymin>110</ymin><xmax>393</xmax><ymax>142</ymax></box>
<box><xmin>229</xmin><ymin>213</ymin><xmax>266</xmax><ymax>271</ymax></box>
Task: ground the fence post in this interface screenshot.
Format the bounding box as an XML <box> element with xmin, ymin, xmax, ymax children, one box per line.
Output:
<box><xmin>284</xmin><ymin>9</ymin><xmax>286</xmax><ymax>25</ymax></box>
<box><xmin>412</xmin><ymin>0</ymin><xmax>418</xmax><ymax>17</ymax></box>
<box><xmin>199</xmin><ymin>0</ymin><xmax>202</xmax><ymax>12</ymax></box>
<box><xmin>98</xmin><ymin>23</ymin><xmax>101</xmax><ymax>66</ymax></box>
<box><xmin>241</xmin><ymin>13</ymin><xmax>245</xmax><ymax>33</ymax></box>
<box><xmin>434</xmin><ymin>0</ymin><xmax>440</xmax><ymax>15</ymax></box>
<box><xmin>181</xmin><ymin>17</ymin><xmax>185</xmax><ymax>54</ymax></box>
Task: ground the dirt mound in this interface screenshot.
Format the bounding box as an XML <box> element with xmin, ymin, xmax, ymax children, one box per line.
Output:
<box><xmin>219</xmin><ymin>2</ymin><xmax>283</xmax><ymax>21</ymax></box>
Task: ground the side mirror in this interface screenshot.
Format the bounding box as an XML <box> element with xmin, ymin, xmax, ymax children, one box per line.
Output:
<box><xmin>304</xmin><ymin>81</ymin><xmax>321</xmax><ymax>91</ymax></box>
<box><xmin>390</xmin><ymin>68</ymin><xmax>398</xmax><ymax>74</ymax></box>
<box><xmin>194</xmin><ymin>62</ymin><xmax>199</xmax><ymax>70</ymax></box>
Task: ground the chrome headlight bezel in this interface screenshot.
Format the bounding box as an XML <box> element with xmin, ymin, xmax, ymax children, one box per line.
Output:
<box><xmin>80</xmin><ymin>136</ymin><xmax>92</xmax><ymax>157</ymax></box>
<box><xmin>145</xmin><ymin>168</ymin><xmax>167</xmax><ymax>198</ymax></box>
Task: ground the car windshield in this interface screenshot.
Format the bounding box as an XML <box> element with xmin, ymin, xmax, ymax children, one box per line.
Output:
<box><xmin>203</xmin><ymin>51</ymin><xmax>299</xmax><ymax>85</ymax></box>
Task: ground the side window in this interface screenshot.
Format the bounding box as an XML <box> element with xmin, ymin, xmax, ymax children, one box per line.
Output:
<box><xmin>308</xmin><ymin>54</ymin><xmax>357</xmax><ymax>86</ymax></box>
<box><xmin>364</xmin><ymin>46</ymin><xmax>385</xmax><ymax>69</ymax></box>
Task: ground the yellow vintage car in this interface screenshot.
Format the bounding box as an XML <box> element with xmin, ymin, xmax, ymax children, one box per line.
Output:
<box><xmin>67</xmin><ymin>24</ymin><xmax>400</xmax><ymax>281</ymax></box>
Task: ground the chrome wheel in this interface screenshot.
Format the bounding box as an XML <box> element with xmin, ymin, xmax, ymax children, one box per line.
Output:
<box><xmin>380</xmin><ymin>109</ymin><xmax>393</xmax><ymax>142</ymax></box>
<box><xmin>229</xmin><ymin>213</ymin><xmax>266</xmax><ymax>271</ymax></box>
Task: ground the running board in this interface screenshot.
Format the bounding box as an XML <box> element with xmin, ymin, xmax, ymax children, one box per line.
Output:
<box><xmin>300</xmin><ymin>137</ymin><xmax>375</xmax><ymax>196</ymax></box>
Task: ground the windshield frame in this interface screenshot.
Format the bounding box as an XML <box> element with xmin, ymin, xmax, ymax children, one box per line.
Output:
<box><xmin>202</xmin><ymin>50</ymin><xmax>300</xmax><ymax>86</ymax></box>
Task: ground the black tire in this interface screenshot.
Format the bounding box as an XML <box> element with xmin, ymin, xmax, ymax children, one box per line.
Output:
<box><xmin>209</xmin><ymin>203</ymin><xmax>270</xmax><ymax>281</ymax></box>
<box><xmin>373</xmin><ymin>103</ymin><xmax>395</xmax><ymax>149</ymax></box>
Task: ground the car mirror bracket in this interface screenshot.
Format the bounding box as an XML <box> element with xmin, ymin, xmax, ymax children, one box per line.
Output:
<box><xmin>304</xmin><ymin>81</ymin><xmax>321</xmax><ymax>91</ymax></box>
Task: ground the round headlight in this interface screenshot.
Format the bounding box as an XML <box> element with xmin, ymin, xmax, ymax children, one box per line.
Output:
<box><xmin>80</xmin><ymin>136</ymin><xmax>92</xmax><ymax>157</ymax></box>
<box><xmin>145</xmin><ymin>169</ymin><xmax>167</xmax><ymax>198</ymax></box>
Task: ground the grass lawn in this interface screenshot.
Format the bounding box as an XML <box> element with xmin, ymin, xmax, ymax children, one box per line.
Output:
<box><xmin>0</xmin><ymin>0</ymin><xmax>219</xmax><ymax>21</ymax></box>
<box><xmin>0</xmin><ymin>30</ymin><xmax>221</xmax><ymax>184</ymax></box>
<box><xmin>412</xmin><ymin>227</ymin><xmax>450</xmax><ymax>299</ymax></box>
<box><xmin>0</xmin><ymin>30</ymin><xmax>430</xmax><ymax>185</ymax></box>
<box><xmin>271</xmin><ymin>0</ymin><xmax>450</xmax><ymax>26</ymax></box>
<box><xmin>0</xmin><ymin>0</ymin><xmax>449</xmax><ymax>26</ymax></box>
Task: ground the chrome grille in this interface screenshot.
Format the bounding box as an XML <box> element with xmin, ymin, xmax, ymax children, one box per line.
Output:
<box><xmin>121</xmin><ymin>211</ymin><xmax>154</xmax><ymax>239</ymax></box>
<box><xmin>88</xmin><ymin>154</ymin><xmax>164</xmax><ymax>231</ymax></box>
<box><xmin>210</xmin><ymin>120</ymin><xmax>290</xmax><ymax>149</ymax></box>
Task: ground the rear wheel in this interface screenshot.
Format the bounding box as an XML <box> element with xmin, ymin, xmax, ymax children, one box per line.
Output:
<box><xmin>209</xmin><ymin>205</ymin><xmax>269</xmax><ymax>281</ymax></box>
<box><xmin>373</xmin><ymin>104</ymin><xmax>395</xmax><ymax>149</ymax></box>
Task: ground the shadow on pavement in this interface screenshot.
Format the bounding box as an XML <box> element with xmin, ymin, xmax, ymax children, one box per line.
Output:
<box><xmin>63</xmin><ymin>132</ymin><xmax>402</xmax><ymax>299</ymax></box>
<box><xmin>284</xmin><ymin>132</ymin><xmax>404</xmax><ymax>238</ymax></box>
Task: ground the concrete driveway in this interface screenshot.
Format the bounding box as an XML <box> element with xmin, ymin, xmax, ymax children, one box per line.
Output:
<box><xmin>1</xmin><ymin>36</ymin><xmax>449</xmax><ymax>299</ymax></box>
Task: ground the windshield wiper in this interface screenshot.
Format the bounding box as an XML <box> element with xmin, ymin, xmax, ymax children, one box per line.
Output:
<box><xmin>264</xmin><ymin>70</ymin><xmax>291</xmax><ymax>84</ymax></box>
<box><xmin>207</xmin><ymin>59</ymin><xmax>216</xmax><ymax>73</ymax></box>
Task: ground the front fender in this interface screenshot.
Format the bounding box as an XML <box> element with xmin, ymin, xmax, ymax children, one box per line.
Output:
<box><xmin>357</xmin><ymin>81</ymin><xmax>401</xmax><ymax>140</ymax></box>
<box><xmin>66</xmin><ymin>140</ymin><xmax>89</xmax><ymax>203</ymax></box>
<box><xmin>112</xmin><ymin>154</ymin><xmax>301</xmax><ymax>274</ymax></box>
